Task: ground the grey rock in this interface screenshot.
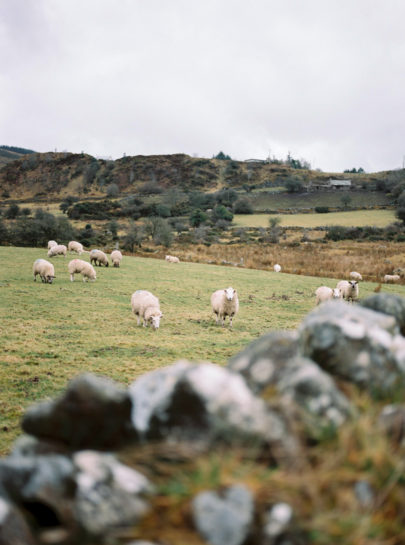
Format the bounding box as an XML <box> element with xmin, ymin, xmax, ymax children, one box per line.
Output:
<box><xmin>73</xmin><ymin>450</ymin><xmax>153</xmax><ymax>536</ymax></box>
<box><xmin>361</xmin><ymin>293</ymin><xmax>405</xmax><ymax>336</ymax></box>
<box><xmin>192</xmin><ymin>485</ymin><xmax>254</xmax><ymax>545</ymax></box>
<box><xmin>378</xmin><ymin>404</ymin><xmax>405</xmax><ymax>445</ymax></box>
<box><xmin>229</xmin><ymin>331</ymin><xmax>352</xmax><ymax>429</ymax></box>
<box><xmin>129</xmin><ymin>360</ymin><xmax>299</xmax><ymax>462</ymax></box>
<box><xmin>299</xmin><ymin>301</ymin><xmax>405</xmax><ymax>394</ymax></box>
<box><xmin>11</xmin><ymin>434</ymin><xmax>68</xmax><ymax>457</ymax></box>
<box><xmin>22</xmin><ymin>373</ymin><xmax>136</xmax><ymax>450</ymax></box>
<box><xmin>0</xmin><ymin>497</ymin><xmax>36</xmax><ymax>545</ymax></box>
<box><xmin>263</xmin><ymin>502</ymin><xmax>293</xmax><ymax>541</ymax></box>
<box><xmin>354</xmin><ymin>480</ymin><xmax>375</xmax><ymax>509</ymax></box>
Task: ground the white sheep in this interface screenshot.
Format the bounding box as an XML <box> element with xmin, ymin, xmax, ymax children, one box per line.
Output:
<box><xmin>384</xmin><ymin>274</ymin><xmax>401</xmax><ymax>284</ymax></box>
<box><xmin>110</xmin><ymin>250</ymin><xmax>123</xmax><ymax>268</ymax></box>
<box><xmin>47</xmin><ymin>240</ymin><xmax>57</xmax><ymax>250</ymax></box>
<box><xmin>131</xmin><ymin>290</ymin><xmax>163</xmax><ymax>330</ymax></box>
<box><xmin>349</xmin><ymin>271</ymin><xmax>363</xmax><ymax>281</ymax></box>
<box><xmin>33</xmin><ymin>259</ymin><xmax>55</xmax><ymax>284</ymax></box>
<box><xmin>273</xmin><ymin>264</ymin><xmax>281</xmax><ymax>273</ymax></box>
<box><xmin>90</xmin><ymin>249</ymin><xmax>109</xmax><ymax>267</ymax></box>
<box><xmin>336</xmin><ymin>280</ymin><xmax>359</xmax><ymax>302</ymax></box>
<box><xmin>315</xmin><ymin>286</ymin><xmax>342</xmax><ymax>305</ymax></box>
<box><xmin>68</xmin><ymin>259</ymin><xmax>97</xmax><ymax>282</ymax></box>
<box><xmin>68</xmin><ymin>241</ymin><xmax>84</xmax><ymax>255</ymax></box>
<box><xmin>47</xmin><ymin>244</ymin><xmax>67</xmax><ymax>257</ymax></box>
<box><xmin>165</xmin><ymin>255</ymin><xmax>180</xmax><ymax>263</ymax></box>
<box><xmin>211</xmin><ymin>287</ymin><xmax>239</xmax><ymax>328</ymax></box>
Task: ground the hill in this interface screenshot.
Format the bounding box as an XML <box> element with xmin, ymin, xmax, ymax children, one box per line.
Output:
<box><xmin>0</xmin><ymin>149</ymin><xmax>394</xmax><ymax>201</ymax></box>
<box><xmin>0</xmin><ymin>145</ymin><xmax>36</xmax><ymax>168</ymax></box>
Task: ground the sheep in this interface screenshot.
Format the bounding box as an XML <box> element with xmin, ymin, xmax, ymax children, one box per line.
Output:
<box><xmin>393</xmin><ymin>267</ymin><xmax>405</xmax><ymax>277</ymax></box>
<box><xmin>273</xmin><ymin>264</ymin><xmax>281</xmax><ymax>273</ymax></box>
<box><xmin>336</xmin><ymin>280</ymin><xmax>359</xmax><ymax>302</ymax></box>
<box><xmin>384</xmin><ymin>274</ymin><xmax>401</xmax><ymax>284</ymax></box>
<box><xmin>110</xmin><ymin>250</ymin><xmax>123</xmax><ymax>268</ymax></box>
<box><xmin>211</xmin><ymin>287</ymin><xmax>239</xmax><ymax>328</ymax></box>
<box><xmin>349</xmin><ymin>271</ymin><xmax>363</xmax><ymax>281</ymax></box>
<box><xmin>165</xmin><ymin>255</ymin><xmax>180</xmax><ymax>263</ymax></box>
<box><xmin>68</xmin><ymin>259</ymin><xmax>97</xmax><ymax>282</ymax></box>
<box><xmin>131</xmin><ymin>290</ymin><xmax>163</xmax><ymax>330</ymax></box>
<box><xmin>33</xmin><ymin>259</ymin><xmax>55</xmax><ymax>284</ymax></box>
<box><xmin>68</xmin><ymin>241</ymin><xmax>84</xmax><ymax>255</ymax></box>
<box><xmin>315</xmin><ymin>286</ymin><xmax>342</xmax><ymax>305</ymax></box>
<box><xmin>47</xmin><ymin>240</ymin><xmax>57</xmax><ymax>250</ymax></box>
<box><xmin>47</xmin><ymin>244</ymin><xmax>67</xmax><ymax>257</ymax></box>
<box><xmin>90</xmin><ymin>249</ymin><xmax>109</xmax><ymax>267</ymax></box>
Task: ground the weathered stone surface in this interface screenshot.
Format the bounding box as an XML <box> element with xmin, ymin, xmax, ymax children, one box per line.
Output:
<box><xmin>262</xmin><ymin>502</ymin><xmax>305</xmax><ymax>545</ymax></box>
<box><xmin>73</xmin><ymin>450</ymin><xmax>153</xmax><ymax>536</ymax></box>
<box><xmin>299</xmin><ymin>301</ymin><xmax>405</xmax><ymax>394</ymax></box>
<box><xmin>228</xmin><ymin>331</ymin><xmax>352</xmax><ymax>428</ymax></box>
<box><xmin>22</xmin><ymin>373</ymin><xmax>136</xmax><ymax>450</ymax></box>
<box><xmin>378</xmin><ymin>404</ymin><xmax>405</xmax><ymax>445</ymax></box>
<box><xmin>0</xmin><ymin>497</ymin><xmax>36</xmax><ymax>545</ymax></box>
<box><xmin>129</xmin><ymin>360</ymin><xmax>298</xmax><ymax>461</ymax></box>
<box><xmin>361</xmin><ymin>293</ymin><xmax>405</xmax><ymax>336</ymax></box>
<box><xmin>11</xmin><ymin>434</ymin><xmax>68</xmax><ymax>457</ymax></box>
<box><xmin>192</xmin><ymin>485</ymin><xmax>254</xmax><ymax>545</ymax></box>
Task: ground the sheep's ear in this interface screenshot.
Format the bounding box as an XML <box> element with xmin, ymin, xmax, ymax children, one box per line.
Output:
<box><xmin>223</xmin><ymin>289</ymin><xmax>227</xmax><ymax>293</ymax></box>
<box><xmin>160</xmin><ymin>312</ymin><xmax>164</xmax><ymax>317</ymax></box>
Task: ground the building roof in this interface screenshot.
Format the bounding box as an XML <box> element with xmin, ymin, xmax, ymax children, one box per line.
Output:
<box><xmin>329</xmin><ymin>179</ymin><xmax>352</xmax><ymax>186</ymax></box>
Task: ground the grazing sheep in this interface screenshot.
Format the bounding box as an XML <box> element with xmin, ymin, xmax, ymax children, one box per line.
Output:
<box><xmin>47</xmin><ymin>240</ymin><xmax>57</xmax><ymax>250</ymax></box>
<box><xmin>110</xmin><ymin>250</ymin><xmax>123</xmax><ymax>268</ymax></box>
<box><xmin>33</xmin><ymin>259</ymin><xmax>55</xmax><ymax>284</ymax></box>
<box><xmin>315</xmin><ymin>286</ymin><xmax>342</xmax><ymax>305</ymax></box>
<box><xmin>393</xmin><ymin>267</ymin><xmax>405</xmax><ymax>277</ymax></box>
<box><xmin>336</xmin><ymin>280</ymin><xmax>359</xmax><ymax>302</ymax></box>
<box><xmin>165</xmin><ymin>255</ymin><xmax>180</xmax><ymax>263</ymax></box>
<box><xmin>384</xmin><ymin>274</ymin><xmax>401</xmax><ymax>284</ymax></box>
<box><xmin>47</xmin><ymin>244</ymin><xmax>67</xmax><ymax>257</ymax></box>
<box><xmin>349</xmin><ymin>271</ymin><xmax>363</xmax><ymax>281</ymax></box>
<box><xmin>131</xmin><ymin>290</ymin><xmax>163</xmax><ymax>330</ymax></box>
<box><xmin>90</xmin><ymin>249</ymin><xmax>109</xmax><ymax>267</ymax></box>
<box><xmin>274</xmin><ymin>264</ymin><xmax>281</xmax><ymax>273</ymax></box>
<box><xmin>211</xmin><ymin>287</ymin><xmax>239</xmax><ymax>328</ymax></box>
<box><xmin>68</xmin><ymin>241</ymin><xmax>84</xmax><ymax>255</ymax></box>
<box><xmin>68</xmin><ymin>259</ymin><xmax>97</xmax><ymax>282</ymax></box>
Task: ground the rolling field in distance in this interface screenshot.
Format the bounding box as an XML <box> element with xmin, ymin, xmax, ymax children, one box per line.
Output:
<box><xmin>1</xmin><ymin>245</ymin><xmax>405</xmax><ymax>454</ymax></box>
<box><xmin>234</xmin><ymin>209</ymin><xmax>396</xmax><ymax>228</ymax></box>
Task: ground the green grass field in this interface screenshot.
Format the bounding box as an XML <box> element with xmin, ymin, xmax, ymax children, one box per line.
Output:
<box><xmin>234</xmin><ymin>209</ymin><xmax>396</xmax><ymax>228</ymax></box>
<box><xmin>1</xmin><ymin>246</ymin><xmax>404</xmax><ymax>455</ymax></box>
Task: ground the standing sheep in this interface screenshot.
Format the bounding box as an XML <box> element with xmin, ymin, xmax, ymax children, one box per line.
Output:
<box><xmin>384</xmin><ymin>274</ymin><xmax>401</xmax><ymax>284</ymax></box>
<box><xmin>211</xmin><ymin>287</ymin><xmax>239</xmax><ymax>328</ymax></box>
<box><xmin>33</xmin><ymin>259</ymin><xmax>55</xmax><ymax>284</ymax></box>
<box><xmin>68</xmin><ymin>241</ymin><xmax>84</xmax><ymax>255</ymax></box>
<box><xmin>336</xmin><ymin>280</ymin><xmax>359</xmax><ymax>302</ymax></box>
<box><xmin>315</xmin><ymin>286</ymin><xmax>342</xmax><ymax>305</ymax></box>
<box><xmin>349</xmin><ymin>271</ymin><xmax>363</xmax><ymax>281</ymax></box>
<box><xmin>90</xmin><ymin>249</ymin><xmax>109</xmax><ymax>267</ymax></box>
<box><xmin>47</xmin><ymin>244</ymin><xmax>67</xmax><ymax>257</ymax></box>
<box><xmin>165</xmin><ymin>255</ymin><xmax>180</xmax><ymax>263</ymax></box>
<box><xmin>68</xmin><ymin>259</ymin><xmax>97</xmax><ymax>282</ymax></box>
<box><xmin>131</xmin><ymin>290</ymin><xmax>163</xmax><ymax>330</ymax></box>
<box><xmin>47</xmin><ymin>240</ymin><xmax>57</xmax><ymax>250</ymax></box>
<box><xmin>110</xmin><ymin>250</ymin><xmax>123</xmax><ymax>267</ymax></box>
<box><xmin>273</xmin><ymin>264</ymin><xmax>281</xmax><ymax>273</ymax></box>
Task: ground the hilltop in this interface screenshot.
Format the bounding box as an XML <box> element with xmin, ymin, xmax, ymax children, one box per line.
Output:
<box><xmin>0</xmin><ymin>149</ymin><xmax>392</xmax><ymax>201</ymax></box>
<box><xmin>0</xmin><ymin>145</ymin><xmax>36</xmax><ymax>168</ymax></box>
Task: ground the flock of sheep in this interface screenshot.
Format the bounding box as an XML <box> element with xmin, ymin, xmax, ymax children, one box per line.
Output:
<box><xmin>33</xmin><ymin>243</ymin><xmax>240</xmax><ymax>331</ymax></box>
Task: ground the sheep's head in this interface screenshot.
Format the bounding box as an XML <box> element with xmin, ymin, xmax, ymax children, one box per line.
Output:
<box><xmin>349</xmin><ymin>281</ymin><xmax>358</xmax><ymax>290</ymax></box>
<box><xmin>46</xmin><ymin>275</ymin><xmax>56</xmax><ymax>284</ymax></box>
<box><xmin>149</xmin><ymin>311</ymin><xmax>163</xmax><ymax>330</ymax></box>
<box><xmin>224</xmin><ymin>287</ymin><xmax>236</xmax><ymax>300</ymax></box>
<box><xmin>332</xmin><ymin>288</ymin><xmax>341</xmax><ymax>298</ymax></box>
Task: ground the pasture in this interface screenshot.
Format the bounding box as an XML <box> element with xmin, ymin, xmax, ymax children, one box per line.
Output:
<box><xmin>1</xmin><ymin>245</ymin><xmax>404</xmax><ymax>455</ymax></box>
<box><xmin>234</xmin><ymin>209</ymin><xmax>396</xmax><ymax>228</ymax></box>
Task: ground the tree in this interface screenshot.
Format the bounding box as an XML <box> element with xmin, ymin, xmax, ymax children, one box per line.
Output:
<box><xmin>233</xmin><ymin>198</ymin><xmax>253</xmax><ymax>214</ymax></box>
<box><xmin>106</xmin><ymin>183</ymin><xmax>120</xmax><ymax>198</ymax></box>
<box><xmin>284</xmin><ymin>176</ymin><xmax>304</xmax><ymax>193</ymax></box>
<box><xmin>212</xmin><ymin>205</ymin><xmax>233</xmax><ymax>223</ymax></box>
<box><xmin>190</xmin><ymin>209</ymin><xmax>208</xmax><ymax>227</ymax></box>
<box><xmin>214</xmin><ymin>151</ymin><xmax>231</xmax><ymax>160</ymax></box>
<box><xmin>268</xmin><ymin>216</ymin><xmax>282</xmax><ymax>243</ymax></box>
<box><xmin>122</xmin><ymin>223</ymin><xmax>145</xmax><ymax>251</ymax></box>
<box><xmin>5</xmin><ymin>204</ymin><xmax>20</xmax><ymax>219</ymax></box>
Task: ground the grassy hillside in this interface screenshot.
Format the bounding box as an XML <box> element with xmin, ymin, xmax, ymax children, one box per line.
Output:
<box><xmin>0</xmin><ymin>145</ymin><xmax>36</xmax><ymax>168</ymax></box>
<box><xmin>2</xmin><ymin>246</ymin><xmax>404</xmax><ymax>454</ymax></box>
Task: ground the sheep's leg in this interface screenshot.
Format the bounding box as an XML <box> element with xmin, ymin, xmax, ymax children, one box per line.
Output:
<box><xmin>34</xmin><ymin>274</ymin><xmax>36</xmax><ymax>282</ymax></box>
<box><xmin>229</xmin><ymin>315</ymin><xmax>233</xmax><ymax>328</ymax></box>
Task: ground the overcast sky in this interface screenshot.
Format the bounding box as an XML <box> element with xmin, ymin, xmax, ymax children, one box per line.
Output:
<box><xmin>1</xmin><ymin>0</ymin><xmax>405</xmax><ymax>173</ymax></box>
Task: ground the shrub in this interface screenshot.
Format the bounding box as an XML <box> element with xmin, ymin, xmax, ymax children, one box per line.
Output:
<box><xmin>315</xmin><ymin>206</ymin><xmax>330</xmax><ymax>213</ymax></box>
<box><xmin>212</xmin><ymin>205</ymin><xmax>233</xmax><ymax>222</ymax></box>
<box><xmin>233</xmin><ymin>198</ymin><xmax>253</xmax><ymax>214</ymax></box>
<box><xmin>106</xmin><ymin>183</ymin><xmax>120</xmax><ymax>198</ymax></box>
<box><xmin>284</xmin><ymin>176</ymin><xmax>304</xmax><ymax>193</ymax></box>
<box><xmin>189</xmin><ymin>209</ymin><xmax>208</xmax><ymax>227</ymax></box>
<box><xmin>5</xmin><ymin>204</ymin><xmax>20</xmax><ymax>219</ymax></box>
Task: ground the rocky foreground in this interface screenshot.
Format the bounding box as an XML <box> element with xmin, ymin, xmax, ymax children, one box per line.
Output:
<box><xmin>1</xmin><ymin>294</ymin><xmax>405</xmax><ymax>545</ymax></box>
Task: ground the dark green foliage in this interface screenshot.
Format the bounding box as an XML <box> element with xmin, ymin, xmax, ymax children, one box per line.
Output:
<box><xmin>0</xmin><ymin>219</ymin><xmax>8</xmax><ymax>243</ymax></box>
<box><xmin>341</xmin><ymin>194</ymin><xmax>352</xmax><ymax>209</ymax></box>
<box><xmin>212</xmin><ymin>205</ymin><xmax>233</xmax><ymax>222</ymax></box>
<box><xmin>188</xmin><ymin>191</ymin><xmax>216</xmax><ymax>211</ymax></box>
<box><xmin>190</xmin><ymin>209</ymin><xmax>208</xmax><ymax>227</ymax></box>
<box><xmin>315</xmin><ymin>206</ymin><xmax>330</xmax><ymax>213</ymax></box>
<box><xmin>144</xmin><ymin>217</ymin><xmax>173</xmax><ymax>247</ymax></box>
<box><xmin>5</xmin><ymin>204</ymin><xmax>20</xmax><ymax>219</ymax></box>
<box><xmin>67</xmin><ymin>200</ymin><xmax>121</xmax><ymax>220</ymax></box>
<box><xmin>344</xmin><ymin>167</ymin><xmax>365</xmax><ymax>173</ymax></box>
<box><xmin>0</xmin><ymin>145</ymin><xmax>36</xmax><ymax>155</ymax></box>
<box><xmin>8</xmin><ymin>212</ymin><xmax>75</xmax><ymax>247</ymax></box>
<box><xmin>106</xmin><ymin>183</ymin><xmax>120</xmax><ymax>197</ymax></box>
<box><xmin>122</xmin><ymin>223</ymin><xmax>145</xmax><ymax>251</ymax></box>
<box><xmin>284</xmin><ymin>176</ymin><xmax>304</xmax><ymax>193</ymax></box>
<box><xmin>84</xmin><ymin>161</ymin><xmax>100</xmax><ymax>185</ymax></box>
<box><xmin>215</xmin><ymin>188</ymin><xmax>238</xmax><ymax>207</ymax></box>
<box><xmin>156</xmin><ymin>204</ymin><xmax>171</xmax><ymax>218</ymax></box>
<box><xmin>233</xmin><ymin>198</ymin><xmax>253</xmax><ymax>214</ymax></box>
<box><xmin>213</xmin><ymin>151</ymin><xmax>232</xmax><ymax>160</ymax></box>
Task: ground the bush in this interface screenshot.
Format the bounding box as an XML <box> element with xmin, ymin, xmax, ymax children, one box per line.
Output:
<box><xmin>189</xmin><ymin>209</ymin><xmax>208</xmax><ymax>227</ymax></box>
<box><xmin>8</xmin><ymin>213</ymin><xmax>75</xmax><ymax>247</ymax></box>
<box><xmin>233</xmin><ymin>198</ymin><xmax>253</xmax><ymax>214</ymax></box>
<box><xmin>315</xmin><ymin>206</ymin><xmax>330</xmax><ymax>213</ymax></box>
<box><xmin>5</xmin><ymin>204</ymin><xmax>20</xmax><ymax>219</ymax></box>
<box><xmin>212</xmin><ymin>205</ymin><xmax>233</xmax><ymax>222</ymax></box>
<box><xmin>284</xmin><ymin>176</ymin><xmax>304</xmax><ymax>193</ymax></box>
<box><xmin>106</xmin><ymin>183</ymin><xmax>120</xmax><ymax>198</ymax></box>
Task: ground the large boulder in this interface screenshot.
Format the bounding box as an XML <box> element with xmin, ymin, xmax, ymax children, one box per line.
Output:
<box><xmin>22</xmin><ymin>373</ymin><xmax>136</xmax><ymax>450</ymax></box>
<box><xmin>360</xmin><ymin>293</ymin><xmax>405</xmax><ymax>335</ymax></box>
<box><xmin>129</xmin><ymin>360</ymin><xmax>299</xmax><ymax>462</ymax></box>
<box><xmin>229</xmin><ymin>331</ymin><xmax>352</xmax><ymax>429</ymax></box>
<box><xmin>299</xmin><ymin>301</ymin><xmax>405</xmax><ymax>395</ymax></box>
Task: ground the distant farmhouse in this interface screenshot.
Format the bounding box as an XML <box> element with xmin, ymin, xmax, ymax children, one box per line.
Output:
<box><xmin>244</xmin><ymin>158</ymin><xmax>267</xmax><ymax>164</ymax></box>
<box><xmin>309</xmin><ymin>178</ymin><xmax>352</xmax><ymax>191</ymax></box>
